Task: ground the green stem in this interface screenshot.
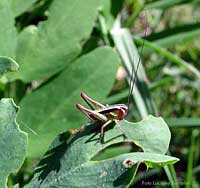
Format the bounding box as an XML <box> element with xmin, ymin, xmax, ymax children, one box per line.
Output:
<box><xmin>185</xmin><ymin>130</ymin><xmax>195</xmax><ymax>188</ymax></box>
<box><xmin>98</xmin><ymin>13</ymin><xmax>111</xmax><ymax>46</ymax></box>
<box><xmin>124</xmin><ymin>0</ymin><xmax>144</xmax><ymax>27</ymax></box>
<box><xmin>164</xmin><ymin>164</ymin><xmax>179</xmax><ymax>188</ymax></box>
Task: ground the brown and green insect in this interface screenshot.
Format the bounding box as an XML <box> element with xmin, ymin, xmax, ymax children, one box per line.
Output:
<box><xmin>76</xmin><ymin>14</ymin><xmax>147</xmax><ymax>141</ymax></box>
<box><xmin>76</xmin><ymin>43</ymin><xmax>144</xmax><ymax>141</ymax></box>
<box><xmin>76</xmin><ymin>92</ymin><xmax>128</xmax><ymax>140</ymax></box>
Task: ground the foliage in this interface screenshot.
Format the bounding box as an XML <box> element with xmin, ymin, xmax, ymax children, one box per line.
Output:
<box><xmin>0</xmin><ymin>57</ymin><xmax>18</xmax><ymax>75</ymax></box>
<box><xmin>0</xmin><ymin>58</ymin><xmax>27</xmax><ymax>188</ymax></box>
<box><xmin>19</xmin><ymin>47</ymin><xmax>120</xmax><ymax>157</ymax></box>
<box><xmin>26</xmin><ymin>116</ymin><xmax>178</xmax><ymax>188</ymax></box>
<box><xmin>0</xmin><ymin>0</ymin><xmax>199</xmax><ymax>187</ymax></box>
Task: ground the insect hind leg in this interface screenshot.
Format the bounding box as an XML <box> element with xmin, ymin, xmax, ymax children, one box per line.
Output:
<box><xmin>81</xmin><ymin>93</ymin><xmax>105</xmax><ymax>109</ymax></box>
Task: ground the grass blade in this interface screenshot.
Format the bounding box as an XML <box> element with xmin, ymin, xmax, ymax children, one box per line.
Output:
<box><xmin>166</xmin><ymin>118</ymin><xmax>200</xmax><ymax>128</ymax></box>
<box><xmin>145</xmin><ymin>0</ymin><xmax>194</xmax><ymax>9</ymax></box>
<box><xmin>111</xmin><ymin>18</ymin><xmax>157</xmax><ymax>117</ymax></box>
<box><xmin>134</xmin><ymin>37</ymin><xmax>200</xmax><ymax>80</ymax></box>
<box><xmin>145</xmin><ymin>23</ymin><xmax>200</xmax><ymax>48</ymax></box>
<box><xmin>164</xmin><ymin>164</ymin><xmax>179</xmax><ymax>188</ymax></box>
<box><xmin>192</xmin><ymin>165</ymin><xmax>200</xmax><ymax>175</ymax></box>
<box><xmin>185</xmin><ymin>130</ymin><xmax>195</xmax><ymax>188</ymax></box>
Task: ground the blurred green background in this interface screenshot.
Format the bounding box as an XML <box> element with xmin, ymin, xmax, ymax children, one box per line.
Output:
<box><xmin>0</xmin><ymin>0</ymin><xmax>200</xmax><ymax>187</ymax></box>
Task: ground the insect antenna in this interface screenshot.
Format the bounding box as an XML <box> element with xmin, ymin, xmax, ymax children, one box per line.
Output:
<box><xmin>127</xmin><ymin>11</ymin><xmax>148</xmax><ymax>111</ymax></box>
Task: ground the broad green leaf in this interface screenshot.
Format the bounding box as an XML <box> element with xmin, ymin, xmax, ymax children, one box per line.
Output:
<box><xmin>9</xmin><ymin>0</ymin><xmax>100</xmax><ymax>82</ymax></box>
<box><xmin>8</xmin><ymin>0</ymin><xmax>37</xmax><ymax>17</ymax></box>
<box><xmin>0</xmin><ymin>0</ymin><xmax>17</xmax><ymax>58</ymax></box>
<box><xmin>18</xmin><ymin>47</ymin><xmax>120</xmax><ymax>157</ymax></box>
<box><xmin>27</xmin><ymin>116</ymin><xmax>178</xmax><ymax>188</ymax></box>
<box><xmin>0</xmin><ymin>99</ymin><xmax>28</xmax><ymax>188</ymax></box>
<box><xmin>0</xmin><ymin>56</ymin><xmax>18</xmax><ymax>75</ymax></box>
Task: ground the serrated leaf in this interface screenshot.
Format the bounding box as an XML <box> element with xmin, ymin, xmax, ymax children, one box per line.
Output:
<box><xmin>0</xmin><ymin>99</ymin><xmax>28</xmax><ymax>188</ymax></box>
<box><xmin>18</xmin><ymin>47</ymin><xmax>120</xmax><ymax>157</ymax></box>
<box><xmin>0</xmin><ymin>0</ymin><xmax>17</xmax><ymax>58</ymax></box>
<box><xmin>9</xmin><ymin>0</ymin><xmax>100</xmax><ymax>82</ymax></box>
<box><xmin>27</xmin><ymin>116</ymin><xmax>178</xmax><ymax>188</ymax></box>
<box><xmin>0</xmin><ymin>56</ymin><xmax>18</xmax><ymax>75</ymax></box>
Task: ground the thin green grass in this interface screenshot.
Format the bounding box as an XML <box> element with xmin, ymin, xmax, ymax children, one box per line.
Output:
<box><xmin>145</xmin><ymin>0</ymin><xmax>194</xmax><ymax>9</ymax></box>
<box><xmin>185</xmin><ymin>130</ymin><xmax>195</xmax><ymax>188</ymax></box>
<box><xmin>134</xmin><ymin>37</ymin><xmax>200</xmax><ymax>80</ymax></box>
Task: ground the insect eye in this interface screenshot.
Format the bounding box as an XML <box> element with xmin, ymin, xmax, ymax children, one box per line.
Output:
<box><xmin>123</xmin><ymin>107</ymin><xmax>128</xmax><ymax>113</ymax></box>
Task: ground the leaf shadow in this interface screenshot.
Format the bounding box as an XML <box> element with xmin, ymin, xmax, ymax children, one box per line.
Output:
<box><xmin>33</xmin><ymin>121</ymin><xmax>127</xmax><ymax>184</ymax></box>
<box><xmin>113</xmin><ymin>163</ymin><xmax>139</xmax><ymax>187</ymax></box>
<box><xmin>35</xmin><ymin>131</ymin><xmax>71</xmax><ymax>183</ymax></box>
<box><xmin>78</xmin><ymin>121</ymin><xmax>126</xmax><ymax>144</ymax></box>
<box><xmin>34</xmin><ymin>123</ymin><xmax>101</xmax><ymax>182</ymax></box>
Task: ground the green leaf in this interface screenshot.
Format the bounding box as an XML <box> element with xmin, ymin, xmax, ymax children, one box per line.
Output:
<box><xmin>0</xmin><ymin>0</ymin><xmax>17</xmax><ymax>58</ymax></box>
<box><xmin>18</xmin><ymin>47</ymin><xmax>120</xmax><ymax>157</ymax></box>
<box><xmin>27</xmin><ymin>115</ymin><xmax>178</xmax><ymax>188</ymax></box>
<box><xmin>0</xmin><ymin>99</ymin><xmax>28</xmax><ymax>188</ymax></box>
<box><xmin>9</xmin><ymin>0</ymin><xmax>100</xmax><ymax>82</ymax></box>
<box><xmin>0</xmin><ymin>56</ymin><xmax>18</xmax><ymax>75</ymax></box>
<box><xmin>8</xmin><ymin>0</ymin><xmax>37</xmax><ymax>17</ymax></box>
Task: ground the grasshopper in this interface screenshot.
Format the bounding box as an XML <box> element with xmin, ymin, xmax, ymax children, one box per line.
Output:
<box><xmin>76</xmin><ymin>12</ymin><xmax>147</xmax><ymax>141</ymax></box>
<box><xmin>76</xmin><ymin>48</ymin><xmax>144</xmax><ymax>141</ymax></box>
<box><xmin>76</xmin><ymin>93</ymin><xmax>128</xmax><ymax>140</ymax></box>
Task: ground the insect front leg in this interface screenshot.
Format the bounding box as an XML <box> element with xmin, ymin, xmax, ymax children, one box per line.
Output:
<box><xmin>100</xmin><ymin>120</ymin><xmax>112</xmax><ymax>142</ymax></box>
